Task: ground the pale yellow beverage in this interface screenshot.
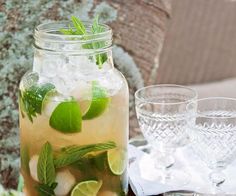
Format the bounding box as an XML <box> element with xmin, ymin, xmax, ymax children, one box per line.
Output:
<box><xmin>19</xmin><ymin>17</ymin><xmax>129</xmax><ymax>196</ymax></box>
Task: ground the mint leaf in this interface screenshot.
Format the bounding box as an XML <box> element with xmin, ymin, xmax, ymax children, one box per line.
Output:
<box><xmin>37</xmin><ymin>142</ymin><xmax>56</xmax><ymax>186</ymax></box>
<box><xmin>96</xmin><ymin>53</ymin><xmax>108</xmax><ymax>69</ymax></box>
<box><xmin>91</xmin><ymin>15</ymin><xmax>105</xmax><ymax>34</ymax></box>
<box><xmin>54</xmin><ymin>141</ymin><xmax>116</xmax><ymax>168</ymax></box>
<box><xmin>20</xmin><ymin>145</ymin><xmax>30</xmax><ymax>174</ymax></box>
<box><xmin>62</xmin><ymin>141</ymin><xmax>116</xmax><ymax>154</ymax></box>
<box><xmin>72</xmin><ymin>152</ymin><xmax>107</xmax><ymax>173</ymax></box>
<box><xmin>91</xmin><ymin>15</ymin><xmax>108</xmax><ymax>68</ymax></box>
<box><xmin>71</xmin><ymin>157</ymin><xmax>93</xmax><ymax>173</ymax></box>
<box><xmin>20</xmin><ymin>83</ymin><xmax>55</xmax><ymax>122</ymax></box>
<box><xmin>49</xmin><ymin>100</ymin><xmax>82</xmax><ymax>133</ymax></box>
<box><xmin>60</xmin><ymin>15</ymin><xmax>108</xmax><ymax>68</ymax></box>
<box><xmin>59</xmin><ymin>28</ymin><xmax>75</xmax><ymax>35</ymax></box>
<box><xmin>60</xmin><ymin>16</ymin><xmax>86</xmax><ymax>35</ymax></box>
<box><xmin>71</xmin><ymin>16</ymin><xmax>86</xmax><ymax>35</ymax></box>
<box><xmin>91</xmin><ymin>152</ymin><xmax>107</xmax><ymax>171</ymax></box>
<box><xmin>35</xmin><ymin>183</ymin><xmax>57</xmax><ymax>196</ymax></box>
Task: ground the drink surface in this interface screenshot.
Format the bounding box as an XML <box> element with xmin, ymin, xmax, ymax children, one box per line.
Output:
<box><xmin>19</xmin><ymin>69</ymin><xmax>129</xmax><ymax>196</ymax></box>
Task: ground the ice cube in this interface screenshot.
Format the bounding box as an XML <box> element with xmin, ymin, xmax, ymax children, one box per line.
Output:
<box><xmin>52</xmin><ymin>76</ymin><xmax>69</xmax><ymax>95</ymax></box>
<box><xmin>42</xmin><ymin>91</ymin><xmax>65</xmax><ymax>117</ymax></box>
<box><xmin>70</xmin><ymin>80</ymin><xmax>92</xmax><ymax>100</ymax></box>
<box><xmin>29</xmin><ymin>155</ymin><xmax>39</xmax><ymax>182</ymax></box>
<box><xmin>98</xmin><ymin>69</ymin><xmax>123</xmax><ymax>96</ymax></box>
<box><xmin>54</xmin><ymin>170</ymin><xmax>76</xmax><ymax>196</ymax></box>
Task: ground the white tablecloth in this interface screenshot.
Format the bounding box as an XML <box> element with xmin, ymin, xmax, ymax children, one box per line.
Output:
<box><xmin>128</xmin><ymin>144</ymin><xmax>236</xmax><ymax>196</ymax></box>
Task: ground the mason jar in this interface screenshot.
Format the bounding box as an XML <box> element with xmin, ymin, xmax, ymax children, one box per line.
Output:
<box><xmin>19</xmin><ymin>20</ymin><xmax>129</xmax><ymax>196</ymax></box>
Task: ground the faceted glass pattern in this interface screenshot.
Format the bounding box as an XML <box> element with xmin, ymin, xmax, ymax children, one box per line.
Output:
<box><xmin>187</xmin><ymin>98</ymin><xmax>236</xmax><ymax>193</ymax></box>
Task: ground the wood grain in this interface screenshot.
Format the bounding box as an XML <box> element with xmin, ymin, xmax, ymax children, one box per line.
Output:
<box><xmin>100</xmin><ymin>0</ymin><xmax>171</xmax><ymax>84</ymax></box>
<box><xmin>93</xmin><ymin>0</ymin><xmax>172</xmax><ymax>137</ymax></box>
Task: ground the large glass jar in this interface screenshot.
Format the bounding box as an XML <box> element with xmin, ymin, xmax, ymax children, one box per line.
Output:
<box><xmin>19</xmin><ymin>21</ymin><xmax>129</xmax><ymax>196</ymax></box>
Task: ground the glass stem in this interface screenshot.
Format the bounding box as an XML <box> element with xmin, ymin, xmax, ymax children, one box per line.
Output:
<box><xmin>209</xmin><ymin>168</ymin><xmax>225</xmax><ymax>194</ymax></box>
<box><xmin>153</xmin><ymin>147</ymin><xmax>176</xmax><ymax>168</ymax></box>
<box><xmin>153</xmin><ymin>147</ymin><xmax>176</xmax><ymax>183</ymax></box>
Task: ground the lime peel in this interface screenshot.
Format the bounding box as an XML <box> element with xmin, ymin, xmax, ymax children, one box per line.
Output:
<box><xmin>82</xmin><ymin>82</ymin><xmax>110</xmax><ymax>120</ymax></box>
<box><xmin>70</xmin><ymin>180</ymin><xmax>102</xmax><ymax>196</ymax></box>
<box><xmin>107</xmin><ymin>148</ymin><xmax>127</xmax><ymax>176</ymax></box>
<box><xmin>49</xmin><ymin>100</ymin><xmax>82</xmax><ymax>133</ymax></box>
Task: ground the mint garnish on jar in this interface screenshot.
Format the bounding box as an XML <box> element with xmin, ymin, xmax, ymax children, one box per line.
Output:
<box><xmin>60</xmin><ymin>15</ymin><xmax>108</xmax><ymax>68</ymax></box>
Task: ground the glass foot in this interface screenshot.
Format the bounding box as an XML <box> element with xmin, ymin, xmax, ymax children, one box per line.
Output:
<box><xmin>139</xmin><ymin>152</ymin><xmax>191</xmax><ymax>186</ymax></box>
<box><xmin>153</xmin><ymin>168</ymin><xmax>191</xmax><ymax>187</ymax></box>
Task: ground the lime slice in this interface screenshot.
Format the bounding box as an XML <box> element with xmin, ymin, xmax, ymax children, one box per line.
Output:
<box><xmin>71</xmin><ymin>180</ymin><xmax>102</xmax><ymax>196</ymax></box>
<box><xmin>49</xmin><ymin>99</ymin><xmax>82</xmax><ymax>133</ymax></box>
<box><xmin>107</xmin><ymin>148</ymin><xmax>126</xmax><ymax>175</ymax></box>
<box><xmin>82</xmin><ymin>82</ymin><xmax>110</xmax><ymax>120</ymax></box>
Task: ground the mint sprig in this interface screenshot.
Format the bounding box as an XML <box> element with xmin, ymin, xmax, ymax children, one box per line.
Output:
<box><xmin>37</xmin><ymin>142</ymin><xmax>56</xmax><ymax>186</ymax></box>
<box><xmin>20</xmin><ymin>83</ymin><xmax>55</xmax><ymax>122</ymax></box>
<box><xmin>35</xmin><ymin>182</ymin><xmax>57</xmax><ymax>196</ymax></box>
<box><xmin>60</xmin><ymin>15</ymin><xmax>108</xmax><ymax>68</ymax></box>
<box><xmin>60</xmin><ymin>16</ymin><xmax>86</xmax><ymax>35</ymax></box>
<box><xmin>91</xmin><ymin>15</ymin><xmax>108</xmax><ymax>68</ymax></box>
<box><xmin>54</xmin><ymin>141</ymin><xmax>116</xmax><ymax>168</ymax></box>
<box><xmin>91</xmin><ymin>15</ymin><xmax>105</xmax><ymax>34</ymax></box>
<box><xmin>71</xmin><ymin>16</ymin><xmax>86</xmax><ymax>35</ymax></box>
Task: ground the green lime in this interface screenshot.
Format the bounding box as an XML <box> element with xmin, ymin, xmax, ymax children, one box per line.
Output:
<box><xmin>82</xmin><ymin>81</ymin><xmax>110</xmax><ymax>120</ymax></box>
<box><xmin>49</xmin><ymin>100</ymin><xmax>82</xmax><ymax>133</ymax></box>
<box><xmin>107</xmin><ymin>148</ymin><xmax>126</xmax><ymax>175</ymax></box>
<box><xmin>70</xmin><ymin>180</ymin><xmax>102</xmax><ymax>196</ymax></box>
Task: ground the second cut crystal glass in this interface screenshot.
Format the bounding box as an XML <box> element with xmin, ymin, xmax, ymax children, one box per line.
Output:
<box><xmin>135</xmin><ymin>84</ymin><xmax>197</xmax><ymax>185</ymax></box>
<box><xmin>187</xmin><ymin>97</ymin><xmax>236</xmax><ymax>195</ymax></box>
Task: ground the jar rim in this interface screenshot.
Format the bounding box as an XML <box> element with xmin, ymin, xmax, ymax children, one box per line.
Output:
<box><xmin>34</xmin><ymin>21</ymin><xmax>112</xmax><ymax>41</ymax></box>
<box><xmin>34</xmin><ymin>21</ymin><xmax>113</xmax><ymax>52</ymax></box>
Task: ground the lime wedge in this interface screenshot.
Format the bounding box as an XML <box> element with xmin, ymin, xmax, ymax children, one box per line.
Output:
<box><xmin>49</xmin><ymin>100</ymin><xmax>82</xmax><ymax>133</ymax></box>
<box><xmin>71</xmin><ymin>180</ymin><xmax>102</xmax><ymax>196</ymax></box>
<box><xmin>82</xmin><ymin>82</ymin><xmax>110</xmax><ymax>120</ymax></box>
<box><xmin>107</xmin><ymin>148</ymin><xmax>126</xmax><ymax>175</ymax></box>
